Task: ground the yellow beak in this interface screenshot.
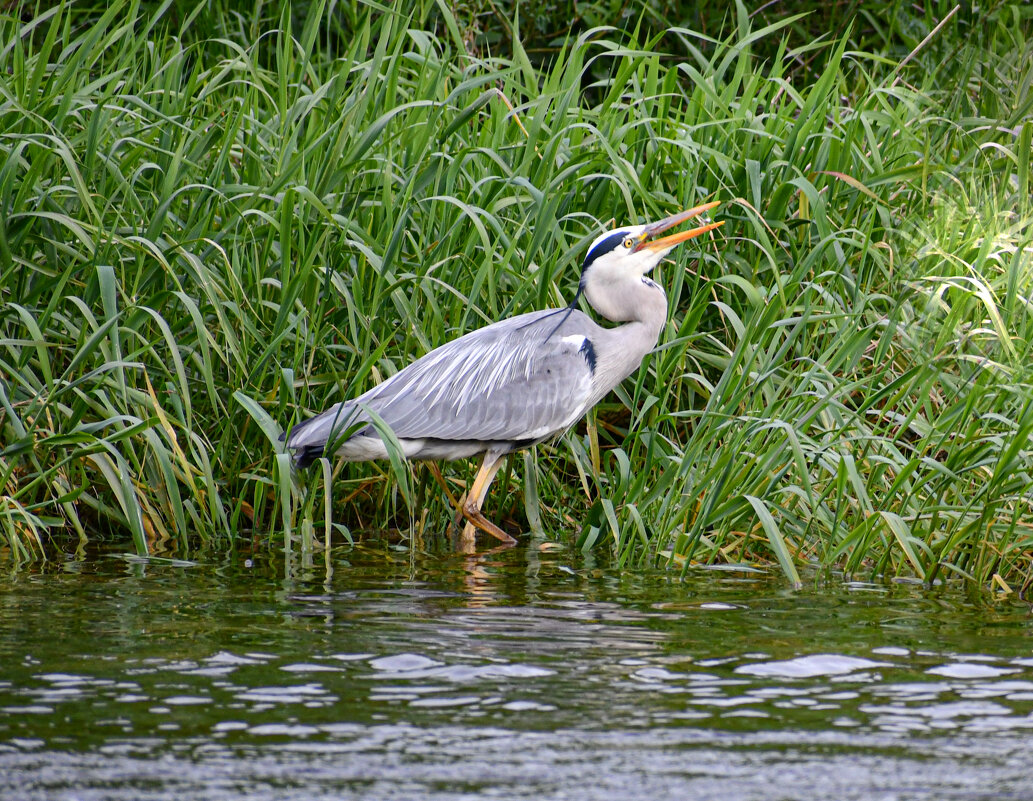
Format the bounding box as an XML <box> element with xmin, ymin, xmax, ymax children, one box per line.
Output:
<box><xmin>636</xmin><ymin>201</ymin><xmax>723</xmax><ymax>252</ymax></box>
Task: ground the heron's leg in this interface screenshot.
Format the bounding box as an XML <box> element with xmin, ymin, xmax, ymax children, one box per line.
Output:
<box><xmin>452</xmin><ymin>453</ymin><xmax>498</xmax><ymax>530</ymax></box>
<box><xmin>458</xmin><ymin>452</ymin><xmax>515</xmax><ymax>548</ymax></box>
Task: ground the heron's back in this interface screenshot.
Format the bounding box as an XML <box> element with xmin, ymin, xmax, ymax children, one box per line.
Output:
<box><xmin>286</xmin><ymin>308</ymin><xmax>605</xmax><ymax>464</ymax></box>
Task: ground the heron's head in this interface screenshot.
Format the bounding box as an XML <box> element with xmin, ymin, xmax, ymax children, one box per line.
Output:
<box><xmin>578</xmin><ymin>201</ymin><xmax>723</xmax><ymax>318</ymax></box>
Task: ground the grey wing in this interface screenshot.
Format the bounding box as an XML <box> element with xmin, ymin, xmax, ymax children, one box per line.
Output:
<box><xmin>362</xmin><ymin>312</ymin><xmax>597</xmax><ymax>443</ymax></box>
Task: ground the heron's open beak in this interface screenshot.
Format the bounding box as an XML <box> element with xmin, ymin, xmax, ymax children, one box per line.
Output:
<box><xmin>636</xmin><ymin>201</ymin><xmax>723</xmax><ymax>252</ymax></box>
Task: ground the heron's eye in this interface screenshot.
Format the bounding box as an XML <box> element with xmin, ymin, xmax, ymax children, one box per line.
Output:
<box><xmin>623</xmin><ymin>237</ymin><xmax>635</xmax><ymax>249</ymax></box>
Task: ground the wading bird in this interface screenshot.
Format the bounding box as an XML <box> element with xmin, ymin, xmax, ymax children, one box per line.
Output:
<box><xmin>284</xmin><ymin>201</ymin><xmax>723</xmax><ymax>546</ymax></box>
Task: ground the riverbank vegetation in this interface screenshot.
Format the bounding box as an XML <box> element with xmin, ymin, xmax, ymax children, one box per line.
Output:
<box><xmin>2</xmin><ymin>1</ymin><xmax>1032</xmax><ymax>590</ymax></box>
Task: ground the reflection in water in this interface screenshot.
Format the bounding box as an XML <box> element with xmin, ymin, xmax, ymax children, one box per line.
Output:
<box><xmin>459</xmin><ymin>551</ymin><xmax>500</xmax><ymax>608</ymax></box>
<box><xmin>0</xmin><ymin>544</ymin><xmax>1032</xmax><ymax>800</ymax></box>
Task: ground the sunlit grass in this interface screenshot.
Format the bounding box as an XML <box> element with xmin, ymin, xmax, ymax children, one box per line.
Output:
<box><xmin>1</xmin><ymin>0</ymin><xmax>1031</xmax><ymax>590</ymax></box>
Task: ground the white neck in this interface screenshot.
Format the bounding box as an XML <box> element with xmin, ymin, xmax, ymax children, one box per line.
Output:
<box><xmin>585</xmin><ymin>270</ymin><xmax>667</xmax><ymax>326</ymax></box>
<box><xmin>582</xmin><ymin>272</ymin><xmax>668</xmax><ymax>404</ymax></box>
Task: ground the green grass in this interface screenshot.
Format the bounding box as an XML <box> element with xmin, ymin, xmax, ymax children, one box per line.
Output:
<box><xmin>2</xmin><ymin>0</ymin><xmax>1032</xmax><ymax>590</ymax></box>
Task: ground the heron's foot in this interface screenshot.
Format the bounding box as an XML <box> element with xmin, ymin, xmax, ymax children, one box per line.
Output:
<box><xmin>458</xmin><ymin>500</ymin><xmax>516</xmax><ymax>547</ymax></box>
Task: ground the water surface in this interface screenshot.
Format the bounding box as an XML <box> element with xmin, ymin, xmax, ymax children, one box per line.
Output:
<box><xmin>1</xmin><ymin>543</ymin><xmax>1031</xmax><ymax>800</ymax></box>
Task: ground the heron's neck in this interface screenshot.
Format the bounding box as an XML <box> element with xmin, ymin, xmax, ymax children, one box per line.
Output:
<box><xmin>585</xmin><ymin>275</ymin><xmax>668</xmax><ymax>401</ymax></box>
<box><xmin>586</xmin><ymin>273</ymin><xmax>668</xmax><ymax>332</ymax></box>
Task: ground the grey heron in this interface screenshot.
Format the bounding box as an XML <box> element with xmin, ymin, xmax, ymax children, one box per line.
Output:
<box><xmin>284</xmin><ymin>201</ymin><xmax>723</xmax><ymax>545</ymax></box>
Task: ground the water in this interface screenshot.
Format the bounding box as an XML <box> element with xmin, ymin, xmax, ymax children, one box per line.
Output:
<box><xmin>1</xmin><ymin>543</ymin><xmax>1031</xmax><ymax>800</ymax></box>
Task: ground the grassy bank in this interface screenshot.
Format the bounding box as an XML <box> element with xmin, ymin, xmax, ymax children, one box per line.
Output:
<box><xmin>2</xmin><ymin>1</ymin><xmax>1032</xmax><ymax>589</ymax></box>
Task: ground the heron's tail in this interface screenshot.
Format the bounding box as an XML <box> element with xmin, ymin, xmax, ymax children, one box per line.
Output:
<box><xmin>290</xmin><ymin>443</ymin><xmax>324</xmax><ymax>469</ymax></box>
<box><xmin>282</xmin><ymin>402</ymin><xmax>359</xmax><ymax>468</ymax></box>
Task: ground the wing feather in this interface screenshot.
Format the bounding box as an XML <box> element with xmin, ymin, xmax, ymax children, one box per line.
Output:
<box><xmin>359</xmin><ymin>309</ymin><xmax>597</xmax><ymax>443</ymax></box>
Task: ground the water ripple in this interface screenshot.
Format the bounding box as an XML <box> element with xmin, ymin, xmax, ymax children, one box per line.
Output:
<box><xmin>736</xmin><ymin>654</ymin><xmax>892</xmax><ymax>678</ymax></box>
